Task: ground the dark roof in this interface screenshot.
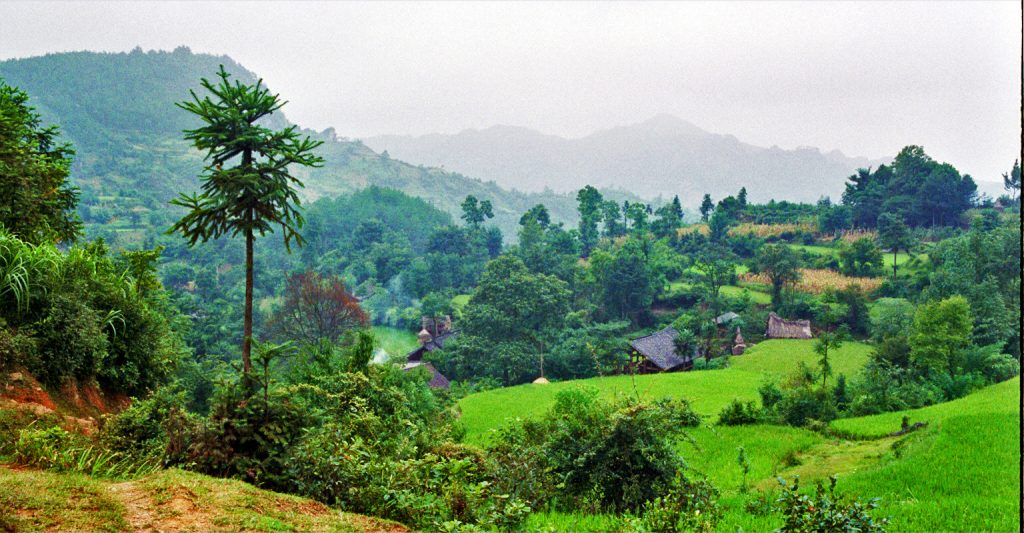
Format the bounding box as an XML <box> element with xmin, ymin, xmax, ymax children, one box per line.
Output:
<box><xmin>765</xmin><ymin>312</ymin><xmax>812</xmax><ymax>339</ymax></box>
<box><xmin>629</xmin><ymin>327</ymin><xmax>693</xmax><ymax>370</ymax></box>
<box><xmin>402</xmin><ymin>361</ymin><xmax>451</xmax><ymax>389</ymax></box>
<box><xmin>406</xmin><ymin>331</ymin><xmax>458</xmax><ymax>362</ymax></box>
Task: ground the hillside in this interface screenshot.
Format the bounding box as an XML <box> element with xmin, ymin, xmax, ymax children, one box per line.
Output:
<box><xmin>365</xmin><ymin>114</ymin><xmax>889</xmax><ymax>205</ymax></box>
<box><xmin>0</xmin><ymin>466</ymin><xmax>406</xmax><ymax>532</ymax></box>
<box><xmin>458</xmin><ymin>341</ymin><xmax>1020</xmax><ymax>532</ymax></box>
<box><xmin>0</xmin><ymin>48</ymin><xmax>645</xmax><ymax>243</ymax></box>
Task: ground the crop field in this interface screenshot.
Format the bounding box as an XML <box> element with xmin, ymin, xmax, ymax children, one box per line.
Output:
<box><xmin>459</xmin><ymin>343</ymin><xmax>1020</xmax><ymax>532</ymax></box>
<box><xmin>741</xmin><ymin>268</ymin><xmax>883</xmax><ymax>294</ymax></box>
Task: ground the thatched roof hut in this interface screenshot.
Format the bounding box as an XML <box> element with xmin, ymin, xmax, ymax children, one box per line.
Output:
<box><xmin>402</xmin><ymin>361</ymin><xmax>451</xmax><ymax>389</ymax></box>
<box><xmin>765</xmin><ymin>312</ymin><xmax>812</xmax><ymax>339</ymax></box>
<box><xmin>628</xmin><ymin>327</ymin><xmax>694</xmax><ymax>373</ymax></box>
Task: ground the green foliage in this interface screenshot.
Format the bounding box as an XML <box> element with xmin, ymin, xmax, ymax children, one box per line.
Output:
<box><xmin>775</xmin><ymin>476</ymin><xmax>888</xmax><ymax>532</ymax></box>
<box><xmin>843</xmin><ymin>146</ymin><xmax>976</xmax><ymax>228</ymax></box>
<box><xmin>13</xmin><ymin>426</ymin><xmax>160</xmax><ymax>479</ymax></box>
<box><xmin>490</xmin><ymin>387</ymin><xmax>700</xmax><ymax>513</ymax></box>
<box><xmin>0</xmin><ymin>230</ymin><xmax>181</xmax><ymax>394</ymax></box>
<box><xmin>909</xmin><ymin>296</ymin><xmax>972</xmax><ymax>376</ymax></box>
<box><xmin>838</xmin><ymin>238</ymin><xmax>882</xmax><ymax>277</ymax></box>
<box><xmin>0</xmin><ymin>81</ymin><xmax>81</xmax><ymax>244</ymax></box>
<box><xmin>444</xmin><ymin>255</ymin><xmax>570</xmax><ymax>385</ymax></box>
<box><xmin>100</xmin><ymin>387</ymin><xmax>186</xmax><ymax>458</ymax></box>
<box><xmin>634</xmin><ymin>473</ymin><xmax>722</xmax><ymax>532</ymax></box>
<box><xmin>869</xmin><ymin>298</ymin><xmax>915</xmax><ymax>342</ymax></box>
<box><xmin>460</xmin><ymin>195</ymin><xmax>494</xmax><ymax>228</ymax></box>
<box><xmin>754</xmin><ymin>244</ymin><xmax>801</xmax><ymax>305</ymax></box>
<box><xmin>717</xmin><ymin>399</ymin><xmax>761</xmax><ymax>426</ymax></box>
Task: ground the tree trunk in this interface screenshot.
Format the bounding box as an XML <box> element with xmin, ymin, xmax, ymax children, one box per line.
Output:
<box><xmin>242</xmin><ymin>228</ymin><xmax>254</xmax><ymax>374</ymax></box>
<box><xmin>892</xmin><ymin>249</ymin><xmax>898</xmax><ymax>281</ymax></box>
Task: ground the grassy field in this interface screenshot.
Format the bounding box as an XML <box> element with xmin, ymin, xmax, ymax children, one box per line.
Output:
<box><xmin>668</xmin><ymin>281</ymin><xmax>773</xmax><ymax>305</ymax></box>
<box><xmin>371</xmin><ymin>326</ymin><xmax>418</xmax><ymax>362</ymax></box>
<box><xmin>458</xmin><ymin>339</ymin><xmax>871</xmax><ymax>445</ymax></box>
<box><xmin>458</xmin><ymin>342</ymin><xmax>1020</xmax><ymax>531</ymax></box>
<box><xmin>0</xmin><ymin>467</ymin><xmax>405</xmax><ymax>532</ymax></box>
<box><xmin>786</xmin><ymin>243</ymin><xmax>924</xmax><ymax>267</ymax></box>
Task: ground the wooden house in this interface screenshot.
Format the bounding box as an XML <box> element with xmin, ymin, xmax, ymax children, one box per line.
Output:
<box><xmin>626</xmin><ymin>327</ymin><xmax>695</xmax><ymax>374</ymax></box>
<box><xmin>406</xmin><ymin>315</ymin><xmax>458</xmax><ymax>363</ymax></box>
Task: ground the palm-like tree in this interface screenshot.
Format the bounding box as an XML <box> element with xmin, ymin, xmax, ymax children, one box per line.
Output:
<box><xmin>169</xmin><ymin>66</ymin><xmax>323</xmax><ymax>373</ymax></box>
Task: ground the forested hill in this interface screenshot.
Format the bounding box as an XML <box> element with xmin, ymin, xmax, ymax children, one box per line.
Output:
<box><xmin>0</xmin><ymin>47</ymin><xmax>642</xmax><ymax>243</ymax></box>
<box><xmin>366</xmin><ymin>114</ymin><xmax>890</xmax><ymax>205</ymax></box>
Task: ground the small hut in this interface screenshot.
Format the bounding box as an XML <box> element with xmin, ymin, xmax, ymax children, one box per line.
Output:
<box><xmin>627</xmin><ymin>327</ymin><xmax>694</xmax><ymax>374</ymax></box>
<box><xmin>765</xmin><ymin>312</ymin><xmax>812</xmax><ymax>339</ymax></box>
<box><xmin>402</xmin><ymin>361</ymin><xmax>451</xmax><ymax>389</ymax></box>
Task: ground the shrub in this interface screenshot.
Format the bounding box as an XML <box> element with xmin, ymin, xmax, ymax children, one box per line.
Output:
<box><xmin>167</xmin><ymin>377</ymin><xmax>311</xmax><ymax>488</ymax></box>
<box><xmin>717</xmin><ymin>399</ymin><xmax>761</xmax><ymax>426</ymax></box>
<box><xmin>34</xmin><ymin>294</ymin><xmax>109</xmax><ymax>384</ymax></box>
<box><xmin>775</xmin><ymin>476</ymin><xmax>888</xmax><ymax>532</ymax></box>
<box><xmin>100</xmin><ymin>387</ymin><xmax>185</xmax><ymax>458</ymax></box>
<box><xmin>636</xmin><ymin>473</ymin><xmax>722</xmax><ymax>532</ymax></box>
<box><xmin>490</xmin><ymin>387</ymin><xmax>700</xmax><ymax>513</ymax></box>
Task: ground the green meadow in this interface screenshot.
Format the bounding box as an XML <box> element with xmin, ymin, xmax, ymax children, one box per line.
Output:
<box><xmin>370</xmin><ymin>326</ymin><xmax>418</xmax><ymax>361</ymax></box>
<box><xmin>458</xmin><ymin>341</ymin><xmax>1021</xmax><ymax>531</ymax></box>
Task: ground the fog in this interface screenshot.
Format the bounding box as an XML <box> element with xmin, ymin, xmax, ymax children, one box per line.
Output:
<box><xmin>1</xmin><ymin>1</ymin><xmax>1019</xmax><ymax>182</ymax></box>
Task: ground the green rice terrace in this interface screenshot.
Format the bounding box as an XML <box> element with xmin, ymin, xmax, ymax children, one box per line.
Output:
<box><xmin>459</xmin><ymin>340</ymin><xmax>1021</xmax><ymax>532</ymax></box>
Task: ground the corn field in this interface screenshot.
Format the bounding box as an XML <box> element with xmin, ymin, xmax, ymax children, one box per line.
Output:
<box><xmin>740</xmin><ymin>268</ymin><xmax>882</xmax><ymax>294</ymax></box>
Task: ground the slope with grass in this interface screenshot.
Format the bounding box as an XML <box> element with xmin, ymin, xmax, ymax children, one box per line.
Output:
<box><xmin>458</xmin><ymin>339</ymin><xmax>871</xmax><ymax>445</ymax></box>
<box><xmin>0</xmin><ymin>466</ymin><xmax>407</xmax><ymax>532</ymax></box>
<box><xmin>458</xmin><ymin>342</ymin><xmax>1020</xmax><ymax>531</ymax></box>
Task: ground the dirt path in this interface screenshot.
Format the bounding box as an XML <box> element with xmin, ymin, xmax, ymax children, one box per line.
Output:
<box><xmin>105</xmin><ymin>479</ymin><xmax>216</xmax><ymax>532</ymax></box>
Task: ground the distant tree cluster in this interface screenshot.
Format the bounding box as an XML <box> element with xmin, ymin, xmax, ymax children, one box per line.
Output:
<box><xmin>842</xmin><ymin>146</ymin><xmax>977</xmax><ymax>228</ymax></box>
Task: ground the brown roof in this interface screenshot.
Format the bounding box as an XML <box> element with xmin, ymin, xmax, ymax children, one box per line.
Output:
<box><xmin>629</xmin><ymin>327</ymin><xmax>693</xmax><ymax>370</ymax></box>
<box><xmin>765</xmin><ymin>312</ymin><xmax>812</xmax><ymax>339</ymax></box>
<box><xmin>402</xmin><ymin>361</ymin><xmax>451</xmax><ymax>389</ymax></box>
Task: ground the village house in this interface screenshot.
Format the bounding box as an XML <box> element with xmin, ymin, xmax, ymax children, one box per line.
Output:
<box><xmin>403</xmin><ymin>316</ymin><xmax>456</xmax><ymax>388</ymax></box>
<box><xmin>626</xmin><ymin>326</ymin><xmax>695</xmax><ymax>374</ymax></box>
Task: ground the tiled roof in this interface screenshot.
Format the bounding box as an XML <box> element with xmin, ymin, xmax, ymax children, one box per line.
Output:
<box><xmin>629</xmin><ymin>327</ymin><xmax>692</xmax><ymax>370</ymax></box>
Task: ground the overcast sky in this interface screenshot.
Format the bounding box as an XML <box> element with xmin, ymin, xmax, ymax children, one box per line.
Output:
<box><xmin>1</xmin><ymin>1</ymin><xmax>1020</xmax><ymax>182</ymax></box>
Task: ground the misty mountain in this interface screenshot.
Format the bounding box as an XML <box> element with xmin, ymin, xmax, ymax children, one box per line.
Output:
<box><xmin>0</xmin><ymin>48</ymin><xmax>644</xmax><ymax>243</ymax></box>
<box><xmin>366</xmin><ymin>114</ymin><xmax>889</xmax><ymax>205</ymax></box>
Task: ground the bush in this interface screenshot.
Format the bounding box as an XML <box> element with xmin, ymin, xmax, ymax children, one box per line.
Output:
<box><xmin>636</xmin><ymin>473</ymin><xmax>722</xmax><ymax>532</ymax></box>
<box><xmin>717</xmin><ymin>399</ymin><xmax>761</xmax><ymax>425</ymax></box>
<box><xmin>100</xmin><ymin>387</ymin><xmax>185</xmax><ymax>458</ymax></box>
<box><xmin>489</xmin><ymin>387</ymin><xmax>700</xmax><ymax>513</ymax></box>
<box><xmin>775</xmin><ymin>476</ymin><xmax>888</xmax><ymax>532</ymax></box>
<box><xmin>34</xmin><ymin>294</ymin><xmax>109</xmax><ymax>384</ymax></box>
<box><xmin>167</xmin><ymin>377</ymin><xmax>311</xmax><ymax>488</ymax></box>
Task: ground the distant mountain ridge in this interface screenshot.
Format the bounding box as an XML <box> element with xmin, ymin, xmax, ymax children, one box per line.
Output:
<box><xmin>0</xmin><ymin>48</ymin><xmax>645</xmax><ymax>243</ymax></box>
<box><xmin>366</xmin><ymin>113</ymin><xmax>889</xmax><ymax>205</ymax></box>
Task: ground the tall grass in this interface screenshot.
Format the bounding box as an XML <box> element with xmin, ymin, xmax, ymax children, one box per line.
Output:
<box><xmin>0</xmin><ymin>229</ymin><xmax>59</xmax><ymax>315</ymax></box>
<box><xmin>12</xmin><ymin>426</ymin><xmax>161</xmax><ymax>480</ymax></box>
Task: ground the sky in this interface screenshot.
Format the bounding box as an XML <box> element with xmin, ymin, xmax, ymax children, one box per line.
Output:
<box><xmin>1</xmin><ymin>1</ymin><xmax>1020</xmax><ymax>183</ymax></box>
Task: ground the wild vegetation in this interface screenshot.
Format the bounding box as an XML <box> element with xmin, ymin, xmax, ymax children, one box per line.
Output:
<box><xmin>0</xmin><ymin>52</ymin><xmax>1019</xmax><ymax>533</ymax></box>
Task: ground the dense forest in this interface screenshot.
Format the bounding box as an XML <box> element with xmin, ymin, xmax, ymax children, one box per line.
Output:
<box><xmin>1</xmin><ymin>54</ymin><xmax>1020</xmax><ymax>532</ymax></box>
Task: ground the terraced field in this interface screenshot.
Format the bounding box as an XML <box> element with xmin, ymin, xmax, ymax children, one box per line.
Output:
<box><xmin>459</xmin><ymin>340</ymin><xmax>1021</xmax><ymax>531</ymax></box>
